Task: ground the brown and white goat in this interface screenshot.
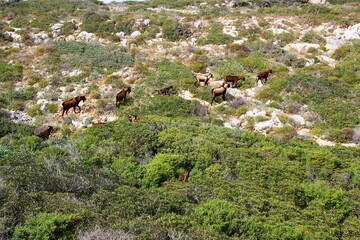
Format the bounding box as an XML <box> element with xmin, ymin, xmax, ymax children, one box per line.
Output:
<box><xmin>157</xmin><ymin>86</ymin><xmax>173</xmax><ymax>95</ymax></box>
<box><xmin>224</xmin><ymin>75</ymin><xmax>245</xmax><ymax>88</ymax></box>
<box><xmin>194</xmin><ymin>72</ymin><xmax>214</xmax><ymax>87</ymax></box>
<box><xmin>256</xmin><ymin>69</ymin><xmax>272</xmax><ymax>86</ymax></box>
<box><xmin>128</xmin><ymin>114</ymin><xmax>139</xmax><ymax>123</ymax></box>
<box><xmin>116</xmin><ymin>86</ymin><xmax>131</xmax><ymax>107</ymax></box>
<box><xmin>62</xmin><ymin>96</ymin><xmax>86</xmax><ymax>116</ymax></box>
<box><xmin>211</xmin><ymin>84</ymin><xmax>227</xmax><ymax>106</ymax></box>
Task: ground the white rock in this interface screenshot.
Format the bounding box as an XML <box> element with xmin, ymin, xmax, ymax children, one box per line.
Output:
<box><xmin>316</xmin><ymin>139</ymin><xmax>336</xmax><ymax>146</ymax></box>
<box><xmin>4</xmin><ymin>31</ymin><xmax>21</xmax><ymax>42</ymax></box>
<box><xmin>318</xmin><ymin>55</ymin><xmax>336</xmax><ymax>67</ymax></box>
<box><xmin>82</xmin><ymin>116</ymin><xmax>92</xmax><ymax>127</ymax></box>
<box><xmin>51</xmin><ymin>23</ymin><xmax>64</xmax><ymax>31</ymax></box>
<box><xmin>130</xmin><ymin>31</ymin><xmax>141</xmax><ymax>38</ymax></box>
<box><xmin>115</xmin><ymin>32</ymin><xmax>125</xmax><ymax>38</ymax></box>
<box><xmin>233</xmin><ymin>38</ymin><xmax>247</xmax><ymax>45</ymax></box>
<box><xmin>66</xmin><ymin>35</ymin><xmax>76</xmax><ymax>41</ymax></box>
<box><xmin>143</xmin><ymin>19</ymin><xmax>151</xmax><ymax>26</ymax></box>
<box><xmin>77</xmin><ymin>31</ymin><xmax>96</xmax><ymax>43</ymax></box>
<box><xmin>288</xmin><ymin>114</ymin><xmax>306</xmax><ymax>126</ymax></box>
<box><xmin>81</xmin><ymin>87</ymin><xmax>90</xmax><ymax>95</ymax></box>
<box><xmin>29</xmin><ymin>32</ymin><xmax>50</xmax><ymax>44</ymax></box>
<box><xmin>254</xmin><ymin>117</ymin><xmax>283</xmax><ymax>132</ymax></box>
<box><xmin>244</xmin><ymin>108</ymin><xmax>266</xmax><ymax>118</ymax></box>
<box><xmin>36</xmin><ymin>91</ymin><xmax>45</xmax><ymax>99</ymax></box>
<box><xmin>9</xmin><ymin>110</ymin><xmax>34</xmax><ymax>123</ymax></box>
<box><xmin>36</xmin><ymin>99</ymin><xmax>52</xmax><ymax>111</ymax></box>
<box><xmin>72</xmin><ymin>120</ymin><xmax>83</xmax><ymax>128</ymax></box>
<box><xmin>309</xmin><ymin>0</ymin><xmax>327</xmax><ymax>4</ymax></box>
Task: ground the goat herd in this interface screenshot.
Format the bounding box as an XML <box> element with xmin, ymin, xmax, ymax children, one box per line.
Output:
<box><xmin>35</xmin><ymin>70</ymin><xmax>272</xmax><ymax>139</ymax></box>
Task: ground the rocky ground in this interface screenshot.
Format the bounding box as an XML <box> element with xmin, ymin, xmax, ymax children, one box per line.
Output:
<box><xmin>1</xmin><ymin>0</ymin><xmax>360</xmax><ymax>146</ymax></box>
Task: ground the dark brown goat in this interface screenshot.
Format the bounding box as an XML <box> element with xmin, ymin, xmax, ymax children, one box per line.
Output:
<box><xmin>211</xmin><ymin>84</ymin><xmax>227</xmax><ymax>106</ymax></box>
<box><xmin>157</xmin><ymin>86</ymin><xmax>173</xmax><ymax>95</ymax></box>
<box><xmin>194</xmin><ymin>72</ymin><xmax>213</xmax><ymax>86</ymax></box>
<box><xmin>128</xmin><ymin>114</ymin><xmax>139</xmax><ymax>123</ymax></box>
<box><xmin>35</xmin><ymin>126</ymin><xmax>54</xmax><ymax>140</ymax></box>
<box><xmin>62</xmin><ymin>96</ymin><xmax>86</xmax><ymax>116</ymax></box>
<box><xmin>256</xmin><ymin>69</ymin><xmax>273</xmax><ymax>86</ymax></box>
<box><xmin>224</xmin><ymin>75</ymin><xmax>245</xmax><ymax>88</ymax></box>
<box><xmin>116</xmin><ymin>86</ymin><xmax>131</xmax><ymax>107</ymax></box>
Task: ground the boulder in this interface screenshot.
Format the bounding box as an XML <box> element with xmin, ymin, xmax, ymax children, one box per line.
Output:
<box><xmin>254</xmin><ymin>117</ymin><xmax>283</xmax><ymax>132</ymax></box>
<box><xmin>77</xmin><ymin>31</ymin><xmax>97</xmax><ymax>43</ymax></box>
<box><xmin>29</xmin><ymin>32</ymin><xmax>50</xmax><ymax>44</ymax></box>
<box><xmin>130</xmin><ymin>31</ymin><xmax>141</xmax><ymax>38</ymax></box>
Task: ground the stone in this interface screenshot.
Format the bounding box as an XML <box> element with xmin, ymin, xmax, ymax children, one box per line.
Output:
<box><xmin>130</xmin><ymin>31</ymin><xmax>141</xmax><ymax>38</ymax></box>
<box><xmin>77</xmin><ymin>31</ymin><xmax>97</xmax><ymax>42</ymax></box>
<box><xmin>81</xmin><ymin>87</ymin><xmax>90</xmax><ymax>95</ymax></box>
<box><xmin>254</xmin><ymin>117</ymin><xmax>283</xmax><ymax>132</ymax></box>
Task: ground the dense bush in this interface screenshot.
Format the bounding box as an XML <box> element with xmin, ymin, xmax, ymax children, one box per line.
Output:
<box><xmin>201</xmin><ymin>23</ymin><xmax>232</xmax><ymax>45</ymax></box>
<box><xmin>81</xmin><ymin>11</ymin><xmax>114</xmax><ymax>38</ymax></box>
<box><xmin>0</xmin><ymin>61</ymin><xmax>23</xmax><ymax>82</ymax></box>
<box><xmin>162</xmin><ymin>19</ymin><xmax>192</xmax><ymax>41</ymax></box>
<box><xmin>13</xmin><ymin>212</ymin><xmax>81</xmax><ymax>240</ymax></box>
<box><xmin>49</xmin><ymin>41</ymin><xmax>134</xmax><ymax>71</ymax></box>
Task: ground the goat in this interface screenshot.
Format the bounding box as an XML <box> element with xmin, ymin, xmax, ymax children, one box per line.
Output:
<box><xmin>256</xmin><ymin>69</ymin><xmax>272</xmax><ymax>86</ymax></box>
<box><xmin>224</xmin><ymin>75</ymin><xmax>245</xmax><ymax>88</ymax></box>
<box><xmin>194</xmin><ymin>72</ymin><xmax>213</xmax><ymax>87</ymax></box>
<box><xmin>180</xmin><ymin>171</ymin><xmax>189</xmax><ymax>183</ymax></box>
<box><xmin>116</xmin><ymin>86</ymin><xmax>131</xmax><ymax>107</ymax></box>
<box><xmin>62</xmin><ymin>96</ymin><xmax>86</xmax><ymax>116</ymax></box>
<box><xmin>35</xmin><ymin>126</ymin><xmax>54</xmax><ymax>140</ymax></box>
<box><xmin>157</xmin><ymin>86</ymin><xmax>173</xmax><ymax>95</ymax></box>
<box><xmin>128</xmin><ymin>114</ymin><xmax>138</xmax><ymax>123</ymax></box>
<box><xmin>211</xmin><ymin>83</ymin><xmax>227</xmax><ymax>106</ymax></box>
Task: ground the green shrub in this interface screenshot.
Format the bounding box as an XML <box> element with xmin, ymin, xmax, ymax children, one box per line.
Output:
<box><xmin>301</xmin><ymin>30</ymin><xmax>326</xmax><ymax>44</ymax></box>
<box><xmin>114</xmin><ymin>14</ymin><xmax>135</xmax><ymax>35</ymax></box>
<box><xmin>188</xmin><ymin>50</ymin><xmax>209</xmax><ymax>73</ymax></box>
<box><xmin>239</xmin><ymin>57</ymin><xmax>270</xmax><ymax>72</ymax></box>
<box><xmin>274</xmin><ymin>32</ymin><xmax>297</xmax><ymax>47</ymax></box>
<box><xmin>50</xmin><ymin>41</ymin><xmax>134</xmax><ymax>71</ymax></box>
<box><xmin>27</xmin><ymin>104</ymin><xmax>42</xmax><ymax>117</ymax></box>
<box><xmin>13</xmin><ymin>212</ymin><xmax>81</xmax><ymax>240</ymax></box>
<box><xmin>30</xmin><ymin>14</ymin><xmax>57</xmax><ymax>32</ymax></box>
<box><xmin>162</xmin><ymin>19</ymin><xmax>191</xmax><ymax>41</ymax></box>
<box><xmin>0</xmin><ymin>61</ymin><xmax>23</xmax><ymax>82</ymax></box>
<box><xmin>142</xmin><ymin>154</ymin><xmax>185</xmax><ymax>187</ymax></box>
<box><xmin>195</xmin><ymin>199</ymin><xmax>241</xmax><ymax>236</ymax></box>
<box><xmin>203</xmin><ymin>23</ymin><xmax>232</xmax><ymax>45</ymax></box>
<box><xmin>46</xmin><ymin>103</ymin><xmax>58</xmax><ymax>114</ymax></box>
<box><xmin>81</xmin><ymin>11</ymin><xmax>114</xmax><ymax>38</ymax></box>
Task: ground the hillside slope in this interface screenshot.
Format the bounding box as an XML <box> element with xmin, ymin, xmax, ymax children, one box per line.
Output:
<box><xmin>1</xmin><ymin>0</ymin><xmax>360</xmax><ymax>239</ymax></box>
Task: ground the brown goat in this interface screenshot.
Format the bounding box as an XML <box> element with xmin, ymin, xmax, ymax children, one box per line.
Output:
<box><xmin>62</xmin><ymin>96</ymin><xmax>86</xmax><ymax>116</ymax></box>
<box><xmin>224</xmin><ymin>75</ymin><xmax>245</xmax><ymax>88</ymax></box>
<box><xmin>256</xmin><ymin>69</ymin><xmax>273</xmax><ymax>86</ymax></box>
<box><xmin>157</xmin><ymin>86</ymin><xmax>173</xmax><ymax>95</ymax></box>
<box><xmin>128</xmin><ymin>114</ymin><xmax>139</xmax><ymax>123</ymax></box>
<box><xmin>211</xmin><ymin>84</ymin><xmax>227</xmax><ymax>106</ymax></box>
<box><xmin>180</xmin><ymin>171</ymin><xmax>189</xmax><ymax>183</ymax></box>
<box><xmin>116</xmin><ymin>86</ymin><xmax>131</xmax><ymax>107</ymax></box>
<box><xmin>194</xmin><ymin>72</ymin><xmax>213</xmax><ymax>87</ymax></box>
<box><xmin>35</xmin><ymin>126</ymin><xmax>54</xmax><ymax>140</ymax></box>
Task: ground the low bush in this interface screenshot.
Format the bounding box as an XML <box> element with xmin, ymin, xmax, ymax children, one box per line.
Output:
<box><xmin>202</xmin><ymin>23</ymin><xmax>232</xmax><ymax>45</ymax></box>
<box><xmin>162</xmin><ymin>19</ymin><xmax>191</xmax><ymax>42</ymax></box>
<box><xmin>13</xmin><ymin>212</ymin><xmax>81</xmax><ymax>240</ymax></box>
<box><xmin>0</xmin><ymin>61</ymin><xmax>23</xmax><ymax>82</ymax></box>
<box><xmin>49</xmin><ymin>41</ymin><xmax>134</xmax><ymax>72</ymax></box>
